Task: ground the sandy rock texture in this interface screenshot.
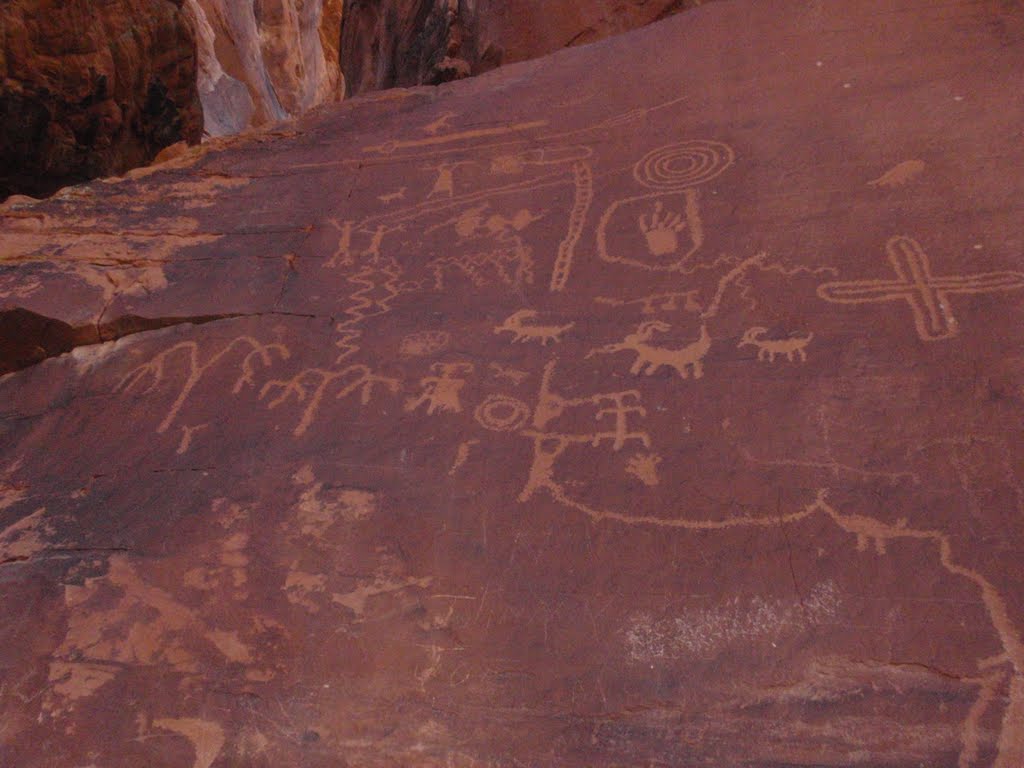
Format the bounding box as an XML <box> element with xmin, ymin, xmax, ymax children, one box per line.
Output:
<box><xmin>0</xmin><ymin>0</ymin><xmax>202</xmax><ymax>199</ymax></box>
<box><xmin>183</xmin><ymin>0</ymin><xmax>345</xmax><ymax>137</ymax></box>
<box><xmin>1</xmin><ymin>1</ymin><xmax>1024</xmax><ymax>766</ymax></box>
<box><xmin>341</xmin><ymin>0</ymin><xmax>709</xmax><ymax>94</ymax></box>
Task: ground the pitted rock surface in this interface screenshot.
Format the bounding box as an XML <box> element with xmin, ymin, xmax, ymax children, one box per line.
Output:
<box><xmin>1</xmin><ymin>2</ymin><xmax>1024</xmax><ymax>766</ymax></box>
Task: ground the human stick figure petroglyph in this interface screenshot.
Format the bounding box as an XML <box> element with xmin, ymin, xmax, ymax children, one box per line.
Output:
<box><xmin>493</xmin><ymin>310</ymin><xmax>574</xmax><ymax>346</ymax></box>
<box><xmin>261</xmin><ymin>365</ymin><xmax>400</xmax><ymax>437</ymax></box>
<box><xmin>738</xmin><ymin>327</ymin><xmax>813</xmax><ymax>363</ymax></box>
<box><xmin>424</xmin><ymin>161</ymin><xmax>475</xmax><ymax>199</ymax></box>
<box><xmin>588</xmin><ymin>322</ymin><xmax>711</xmax><ymax>379</ymax></box>
<box><xmin>516</xmin><ymin>360</ymin><xmax>650</xmax><ymax>502</ymax></box>
<box><xmin>117</xmin><ymin>336</ymin><xmax>289</xmax><ymax>434</ymax></box>
<box><xmin>405</xmin><ymin>363</ymin><xmax>475</xmax><ymax>415</ymax></box>
<box><xmin>817</xmin><ymin>235</ymin><xmax>1024</xmax><ymax>341</ymax></box>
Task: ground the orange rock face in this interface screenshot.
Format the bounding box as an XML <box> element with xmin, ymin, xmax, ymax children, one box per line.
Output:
<box><xmin>0</xmin><ymin>0</ymin><xmax>202</xmax><ymax>199</ymax></box>
<box><xmin>2</xmin><ymin>1</ymin><xmax>1024</xmax><ymax>766</ymax></box>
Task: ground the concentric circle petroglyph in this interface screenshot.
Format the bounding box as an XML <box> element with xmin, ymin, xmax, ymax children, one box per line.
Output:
<box><xmin>633</xmin><ymin>140</ymin><xmax>735</xmax><ymax>190</ymax></box>
<box><xmin>474</xmin><ymin>394</ymin><xmax>531</xmax><ymax>432</ymax></box>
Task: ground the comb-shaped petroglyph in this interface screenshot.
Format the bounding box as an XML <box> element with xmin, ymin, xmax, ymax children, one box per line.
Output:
<box><xmin>117</xmin><ymin>336</ymin><xmax>289</xmax><ymax>434</ymax></box>
<box><xmin>817</xmin><ymin>235</ymin><xmax>1024</xmax><ymax>341</ymax></box>
<box><xmin>738</xmin><ymin>327</ymin><xmax>814</xmax><ymax>362</ymax></box>
<box><xmin>261</xmin><ymin>365</ymin><xmax>400</xmax><ymax>437</ymax></box>
<box><xmin>493</xmin><ymin>310</ymin><xmax>574</xmax><ymax>346</ymax></box>
<box><xmin>596</xmin><ymin>290</ymin><xmax>702</xmax><ymax>315</ymax></box>
<box><xmin>589</xmin><ymin>321</ymin><xmax>711</xmax><ymax>379</ymax></box>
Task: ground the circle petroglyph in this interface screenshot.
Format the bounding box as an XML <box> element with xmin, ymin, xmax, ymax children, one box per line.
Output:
<box><xmin>474</xmin><ymin>395</ymin><xmax>530</xmax><ymax>432</ymax></box>
<box><xmin>634</xmin><ymin>140</ymin><xmax>735</xmax><ymax>190</ymax></box>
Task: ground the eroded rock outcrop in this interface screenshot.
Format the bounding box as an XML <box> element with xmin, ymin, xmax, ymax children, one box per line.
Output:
<box><xmin>184</xmin><ymin>0</ymin><xmax>345</xmax><ymax>136</ymax></box>
<box><xmin>0</xmin><ymin>0</ymin><xmax>202</xmax><ymax>200</ymax></box>
<box><xmin>2</xmin><ymin>1</ymin><xmax>1024</xmax><ymax>766</ymax></box>
<box><xmin>341</xmin><ymin>0</ymin><xmax>709</xmax><ymax>94</ymax></box>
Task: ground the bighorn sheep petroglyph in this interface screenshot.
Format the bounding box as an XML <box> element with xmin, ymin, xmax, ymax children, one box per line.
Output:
<box><xmin>494</xmin><ymin>310</ymin><xmax>574</xmax><ymax>345</ymax></box>
<box><xmin>589</xmin><ymin>321</ymin><xmax>711</xmax><ymax>379</ymax></box>
<box><xmin>738</xmin><ymin>326</ymin><xmax>813</xmax><ymax>363</ymax></box>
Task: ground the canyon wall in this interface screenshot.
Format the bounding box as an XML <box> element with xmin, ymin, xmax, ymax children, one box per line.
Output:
<box><xmin>0</xmin><ymin>0</ymin><xmax>202</xmax><ymax>199</ymax></box>
<box><xmin>183</xmin><ymin>0</ymin><xmax>345</xmax><ymax>137</ymax></box>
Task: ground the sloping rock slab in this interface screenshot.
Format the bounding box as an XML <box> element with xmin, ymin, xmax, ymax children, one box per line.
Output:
<box><xmin>1</xmin><ymin>1</ymin><xmax>1023</xmax><ymax>766</ymax></box>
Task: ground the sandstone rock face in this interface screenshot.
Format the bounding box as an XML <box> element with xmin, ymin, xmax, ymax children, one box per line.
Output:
<box><xmin>184</xmin><ymin>0</ymin><xmax>345</xmax><ymax>137</ymax></box>
<box><xmin>2</xmin><ymin>1</ymin><xmax>1024</xmax><ymax>766</ymax></box>
<box><xmin>341</xmin><ymin>0</ymin><xmax>708</xmax><ymax>94</ymax></box>
<box><xmin>0</xmin><ymin>0</ymin><xmax>202</xmax><ymax>200</ymax></box>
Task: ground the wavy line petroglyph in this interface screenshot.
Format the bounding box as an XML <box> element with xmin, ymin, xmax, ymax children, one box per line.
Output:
<box><xmin>494</xmin><ymin>310</ymin><xmax>574</xmax><ymax>346</ymax></box>
<box><xmin>818</xmin><ymin>235</ymin><xmax>1024</xmax><ymax>341</ymax></box>
<box><xmin>117</xmin><ymin>337</ymin><xmax>289</xmax><ymax>434</ymax></box>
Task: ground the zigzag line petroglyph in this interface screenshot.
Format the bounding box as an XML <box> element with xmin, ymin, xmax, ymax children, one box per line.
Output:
<box><xmin>117</xmin><ymin>337</ymin><xmax>289</xmax><ymax>433</ymax></box>
<box><xmin>550</xmin><ymin>161</ymin><xmax>594</xmax><ymax>291</ymax></box>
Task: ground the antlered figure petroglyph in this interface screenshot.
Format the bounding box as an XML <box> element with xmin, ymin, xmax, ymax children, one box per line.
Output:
<box><xmin>117</xmin><ymin>336</ymin><xmax>289</xmax><ymax>434</ymax></box>
<box><xmin>262</xmin><ymin>365</ymin><xmax>400</xmax><ymax>437</ymax></box>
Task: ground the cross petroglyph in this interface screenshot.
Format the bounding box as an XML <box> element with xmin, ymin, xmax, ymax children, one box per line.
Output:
<box><xmin>817</xmin><ymin>235</ymin><xmax>1024</xmax><ymax>341</ymax></box>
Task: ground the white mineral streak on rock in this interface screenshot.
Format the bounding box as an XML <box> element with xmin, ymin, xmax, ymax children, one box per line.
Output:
<box><xmin>184</xmin><ymin>0</ymin><xmax>344</xmax><ymax>137</ymax></box>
